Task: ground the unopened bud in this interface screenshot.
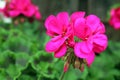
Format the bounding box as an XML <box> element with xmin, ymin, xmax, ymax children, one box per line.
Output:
<box><xmin>74</xmin><ymin>58</ymin><xmax>80</xmax><ymax>69</ymax></box>
<box><xmin>61</xmin><ymin>56</ymin><xmax>65</xmax><ymax>61</ymax></box>
<box><xmin>83</xmin><ymin>59</ymin><xmax>87</xmax><ymax>64</ymax></box>
<box><xmin>64</xmin><ymin>61</ymin><xmax>69</xmax><ymax>72</ymax></box>
<box><xmin>87</xmin><ymin>63</ymin><xmax>91</xmax><ymax>68</ymax></box>
<box><xmin>14</xmin><ymin>20</ymin><xmax>19</xmax><ymax>25</ymax></box>
<box><xmin>20</xmin><ymin>17</ymin><xmax>25</xmax><ymax>23</ymax></box>
<box><xmin>79</xmin><ymin>63</ymin><xmax>84</xmax><ymax>72</ymax></box>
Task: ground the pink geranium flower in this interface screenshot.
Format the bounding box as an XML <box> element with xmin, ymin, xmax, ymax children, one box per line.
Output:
<box><xmin>109</xmin><ymin>7</ymin><xmax>120</xmax><ymax>29</ymax></box>
<box><xmin>45</xmin><ymin>12</ymin><xmax>73</xmax><ymax>58</ymax></box>
<box><xmin>45</xmin><ymin>11</ymin><xmax>108</xmax><ymax>72</ymax></box>
<box><xmin>73</xmin><ymin>12</ymin><xmax>108</xmax><ymax>66</ymax></box>
<box><xmin>3</xmin><ymin>0</ymin><xmax>41</xmax><ymax>20</ymax></box>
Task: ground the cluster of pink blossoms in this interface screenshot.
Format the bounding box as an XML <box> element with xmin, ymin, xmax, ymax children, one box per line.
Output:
<box><xmin>45</xmin><ymin>11</ymin><xmax>108</xmax><ymax>72</ymax></box>
<box><xmin>1</xmin><ymin>0</ymin><xmax>41</xmax><ymax>20</ymax></box>
<box><xmin>109</xmin><ymin>7</ymin><xmax>120</xmax><ymax>30</ymax></box>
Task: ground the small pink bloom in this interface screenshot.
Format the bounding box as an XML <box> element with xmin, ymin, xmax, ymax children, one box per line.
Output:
<box><xmin>109</xmin><ymin>7</ymin><xmax>120</xmax><ymax>29</ymax></box>
<box><xmin>6</xmin><ymin>0</ymin><xmax>42</xmax><ymax>20</ymax></box>
<box><xmin>45</xmin><ymin>12</ymin><xmax>73</xmax><ymax>58</ymax></box>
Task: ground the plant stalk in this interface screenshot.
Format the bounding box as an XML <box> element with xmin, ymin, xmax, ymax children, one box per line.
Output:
<box><xmin>59</xmin><ymin>71</ymin><xmax>65</xmax><ymax>80</ymax></box>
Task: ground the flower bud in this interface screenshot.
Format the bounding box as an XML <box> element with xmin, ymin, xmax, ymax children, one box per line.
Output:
<box><xmin>79</xmin><ymin>63</ymin><xmax>84</xmax><ymax>72</ymax></box>
<box><xmin>14</xmin><ymin>20</ymin><xmax>19</xmax><ymax>25</ymax></box>
<box><xmin>64</xmin><ymin>61</ymin><xmax>69</xmax><ymax>72</ymax></box>
<box><xmin>83</xmin><ymin>59</ymin><xmax>87</xmax><ymax>64</ymax></box>
<box><xmin>20</xmin><ymin>17</ymin><xmax>25</xmax><ymax>23</ymax></box>
<box><xmin>74</xmin><ymin>58</ymin><xmax>80</xmax><ymax>69</ymax></box>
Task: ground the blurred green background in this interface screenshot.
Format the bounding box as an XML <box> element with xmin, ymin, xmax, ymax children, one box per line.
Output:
<box><xmin>0</xmin><ymin>0</ymin><xmax>120</xmax><ymax>80</ymax></box>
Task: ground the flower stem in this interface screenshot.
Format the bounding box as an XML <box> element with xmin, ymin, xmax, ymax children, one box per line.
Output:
<box><xmin>59</xmin><ymin>71</ymin><xmax>65</xmax><ymax>80</ymax></box>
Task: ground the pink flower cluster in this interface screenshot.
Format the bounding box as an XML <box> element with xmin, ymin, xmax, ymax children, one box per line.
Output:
<box><xmin>1</xmin><ymin>0</ymin><xmax>41</xmax><ymax>20</ymax></box>
<box><xmin>45</xmin><ymin>12</ymin><xmax>108</xmax><ymax>67</ymax></box>
<box><xmin>109</xmin><ymin>7</ymin><xmax>120</xmax><ymax>29</ymax></box>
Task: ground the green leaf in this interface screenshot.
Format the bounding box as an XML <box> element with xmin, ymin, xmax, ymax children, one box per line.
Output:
<box><xmin>6</xmin><ymin>64</ymin><xmax>21</xmax><ymax>80</ymax></box>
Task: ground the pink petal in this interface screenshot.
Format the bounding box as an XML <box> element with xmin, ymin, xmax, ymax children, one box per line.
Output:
<box><xmin>9</xmin><ymin>3</ymin><xmax>15</xmax><ymax>9</ymax></box>
<box><xmin>109</xmin><ymin>17</ymin><xmax>115</xmax><ymax>26</ymax></box>
<box><xmin>114</xmin><ymin>21</ymin><xmax>120</xmax><ymax>29</ymax></box>
<box><xmin>74</xmin><ymin>18</ymin><xmax>91</xmax><ymax>39</ymax></box>
<box><xmin>0</xmin><ymin>9</ymin><xmax>2</xmax><ymax>12</ymax></box>
<box><xmin>9</xmin><ymin>10</ymin><xmax>20</xmax><ymax>17</ymax></box>
<box><xmin>22</xmin><ymin>5</ymin><xmax>35</xmax><ymax>17</ymax></box>
<box><xmin>10</xmin><ymin>0</ymin><xmax>18</xmax><ymax>5</ymax></box>
<box><xmin>80</xmin><ymin>41</ymin><xmax>93</xmax><ymax>54</ymax></box>
<box><xmin>65</xmin><ymin>24</ymin><xmax>74</xmax><ymax>37</ymax></box>
<box><xmin>95</xmin><ymin>22</ymin><xmax>106</xmax><ymax>34</ymax></box>
<box><xmin>86</xmin><ymin>52</ymin><xmax>95</xmax><ymax>67</ymax></box>
<box><xmin>35</xmin><ymin>10</ymin><xmax>41</xmax><ymax>20</ymax></box>
<box><xmin>86</xmin><ymin>15</ymin><xmax>100</xmax><ymax>33</ymax></box>
<box><xmin>109</xmin><ymin>16</ymin><xmax>120</xmax><ymax>29</ymax></box>
<box><xmin>17</xmin><ymin>0</ymin><xmax>31</xmax><ymax>9</ymax></box>
<box><xmin>93</xmin><ymin>34</ymin><xmax>108</xmax><ymax>53</ymax></box>
<box><xmin>74</xmin><ymin>41</ymin><xmax>93</xmax><ymax>58</ymax></box>
<box><xmin>45</xmin><ymin>15</ymin><xmax>62</xmax><ymax>36</ymax></box>
<box><xmin>54</xmin><ymin>43</ymin><xmax>67</xmax><ymax>58</ymax></box>
<box><xmin>46</xmin><ymin>31</ymin><xmax>55</xmax><ymax>37</ymax></box>
<box><xmin>57</xmin><ymin>12</ymin><xmax>69</xmax><ymax>27</ymax></box>
<box><xmin>71</xmin><ymin>11</ymin><xmax>85</xmax><ymax>22</ymax></box>
<box><xmin>110</xmin><ymin>8</ymin><xmax>115</xmax><ymax>16</ymax></box>
<box><xmin>34</xmin><ymin>6</ymin><xmax>41</xmax><ymax>20</ymax></box>
<box><xmin>45</xmin><ymin>35</ymin><xmax>67</xmax><ymax>53</ymax></box>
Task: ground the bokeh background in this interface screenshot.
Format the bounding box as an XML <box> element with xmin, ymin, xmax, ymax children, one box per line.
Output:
<box><xmin>0</xmin><ymin>0</ymin><xmax>120</xmax><ymax>80</ymax></box>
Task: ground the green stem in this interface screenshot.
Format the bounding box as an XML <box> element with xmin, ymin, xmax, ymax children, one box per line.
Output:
<box><xmin>59</xmin><ymin>71</ymin><xmax>65</xmax><ymax>80</ymax></box>
<box><xmin>10</xmin><ymin>23</ymin><xmax>13</xmax><ymax>29</ymax></box>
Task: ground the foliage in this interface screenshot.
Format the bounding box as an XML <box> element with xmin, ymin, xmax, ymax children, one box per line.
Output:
<box><xmin>0</xmin><ymin>20</ymin><xmax>120</xmax><ymax>80</ymax></box>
